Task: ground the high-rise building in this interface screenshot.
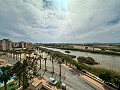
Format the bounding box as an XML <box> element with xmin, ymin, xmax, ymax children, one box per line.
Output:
<box><xmin>12</xmin><ymin>42</ymin><xmax>19</xmax><ymax>48</ymax></box>
<box><xmin>0</xmin><ymin>39</ymin><xmax>33</xmax><ymax>50</ymax></box>
<box><xmin>0</xmin><ymin>39</ymin><xmax>12</xmax><ymax>50</ymax></box>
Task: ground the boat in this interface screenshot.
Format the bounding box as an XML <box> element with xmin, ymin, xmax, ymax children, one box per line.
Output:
<box><xmin>65</xmin><ymin>50</ymin><xmax>70</xmax><ymax>53</ymax></box>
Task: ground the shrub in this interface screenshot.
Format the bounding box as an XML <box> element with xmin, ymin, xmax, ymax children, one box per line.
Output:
<box><xmin>77</xmin><ymin>56</ymin><xmax>98</xmax><ymax>65</ymax></box>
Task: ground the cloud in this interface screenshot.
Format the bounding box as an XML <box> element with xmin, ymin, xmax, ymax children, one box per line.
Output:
<box><xmin>0</xmin><ymin>0</ymin><xmax>120</xmax><ymax>43</ymax></box>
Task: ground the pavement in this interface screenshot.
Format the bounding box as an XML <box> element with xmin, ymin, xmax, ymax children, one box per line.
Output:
<box><xmin>36</xmin><ymin>53</ymin><xmax>101</xmax><ymax>90</ymax></box>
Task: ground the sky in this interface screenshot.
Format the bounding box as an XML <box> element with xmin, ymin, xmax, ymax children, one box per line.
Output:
<box><xmin>0</xmin><ymin>0</ymin><xmax>120</xmax><ymax>43</ymax></box>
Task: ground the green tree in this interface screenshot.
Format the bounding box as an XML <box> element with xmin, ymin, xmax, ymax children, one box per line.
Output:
<box><xmin>0</xmin><ymin>66</ymin><xmax>13</xmax><ymax>90</ymax></box>
<box><xmin>99</xmin><ymin>71</ymin><xmax>112</xmax><ymax>82</ymax></box>
<box><xmin>38</xmin><ymin>55</ymin><xmax>42</xmax><ymax>69</ymax></box>
<box><xmin>22</xmin><ymin>60</ymin><xmax>29</xmax><ymax>90</ymax></box>
<box><xmin>113</xmin><ymin>78</ymin><xmax>120</xmax><ymax>89</ymax></box>
<box><xmin>12</xmin><ymin>61</ymin><xmax>22</xmax><ymax>87</ymax></box>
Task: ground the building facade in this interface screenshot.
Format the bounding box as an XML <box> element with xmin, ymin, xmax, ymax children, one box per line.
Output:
<box><xmin>0</xmin><ymin>39</ymin><xmax>33</xmax><ymax>51</ymax></box>
<box><xmin>0</xmin><ymin>39</ymin><xmax>12</xmax><ymax>50</ymax></box>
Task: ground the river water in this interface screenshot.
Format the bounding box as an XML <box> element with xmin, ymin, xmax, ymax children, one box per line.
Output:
<box><xmin>43</xmin><ymin>47</ymin><xmax>120</xmax><ymax>72</ymax></box>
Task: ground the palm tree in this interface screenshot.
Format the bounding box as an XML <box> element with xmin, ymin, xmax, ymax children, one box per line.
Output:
<box><xmin>44</xmin><ymin>58</ymin><xmax>47</xmax><ymax>71</ymax></box>
<box><xmin>0</xmin><ymin>66</ymin><xmax>13</xmax><ymax>90</ymax></box>
<box><xmin>22</xmin><ymin>60</ymin><xmax>29</xmax><ymax>90</ymax></box>
<box><xmin>19</xmin><ymin>50</ymin><xmax>22</xmax><ymax>61</ymax></box>
<box><xmin>19</xmin><ymin>52</ymin><xmax>21</xmax><ymax>61</ymax></box>
<box><xmin>51</xmin><ymin>55</ymin><xmax>54</xmax><ymax>77</ymax></box>
<box><xmin>47</xmin><ymin>51</ymin><xmax>55</xmax><ymax>77</ymax></box>
<box><xmin>12</xmin><ymin>61</ymin><xmax>22</xmax><ymax>87</ymax></box>
<box><xmin>15</xmin><ymin>52</ymin><xmax>18</xmax><ymax>60</ymax></box>
<box><xmin>12</xmin><ymin>49</ymin><xmax>16</xmax><ymax>60</ymax></box>
<box><xmin>58</xmin><ymin>58</ymin><xmax>62</xmax><ymax>83</ymax></box>
<box><xmin>38</xmin><ymin>55</ymin><xmax>42</xmax><ymax>69</ymax></box>
<box><xmin>13</xmin><ymin>51</ymin><xmax>15</xmax><ymax>59</ymax></box>
<box><xmin>27</xmin><ymin>49</ymin><xmax>33</xmax><ymax>60</ymax></box>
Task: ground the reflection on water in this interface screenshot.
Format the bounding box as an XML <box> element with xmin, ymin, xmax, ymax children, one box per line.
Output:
<box><xmin>44</xmin><ymin>47</ymin><xmax>120</xmax><ymax>72</ymax></box>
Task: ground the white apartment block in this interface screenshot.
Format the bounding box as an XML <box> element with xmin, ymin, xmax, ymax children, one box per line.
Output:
<box><xmin>0</xmin><ymin>39</ymin><xmax>12</xmax><ymax>50</ymax></box>
<box><xmin>0</xmin><ymin>39</ymin><xmax>33</xmax><ymax>50</ymax></box>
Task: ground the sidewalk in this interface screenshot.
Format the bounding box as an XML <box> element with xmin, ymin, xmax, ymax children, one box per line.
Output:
<box><xmin>62</xmin><ymin>64</ymin><xmax>112</xmax><ymax>90</ymax></box>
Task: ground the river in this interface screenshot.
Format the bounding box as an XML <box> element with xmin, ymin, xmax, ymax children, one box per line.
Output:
<box><xmin>42</xmin><ymin>47</ymin><xmax>120</xmax><ymax>72</ymax></box>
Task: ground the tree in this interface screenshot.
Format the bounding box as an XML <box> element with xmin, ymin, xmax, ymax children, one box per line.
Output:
<box><xmin>0</xmin><ymin>66</ymin><xmax>13</xmax><ymax>90</ymax></box>
<box><xmin>48</xmin><ymin>52</ymin><xmax>54</xmax><ymax>77</ymax></box>
<box><xmin>44</xmin><ymin>58</ymin><xmax>47</xmax><ymax>71</ymax></box>
<box><xmin>13</xmin><ymin>59</ymin><xmax>29</xmax><ymax>89</ymax></box>
<box><xmin>58</xmin><ymin>58</ymin><xmax>62</xmax><ymax>83</ymax></box>
<box><xmin>15</xmin><ymin>52</ymin><xmax>18</xmax><ymax>60</ymax></box>
<box><xmin>51</xmin><ymin>55</ymin><xmax>54</xmax><ymax>77</ymax></box>
<box><xmin>38</xmin><ymin>55</ymin><xmax>42</xmax><ymax>69</ymax></box>
<box><xmin>22</xmin><ymin>60</ymin><xmax>29</xmax><ymax>90</ymax></box>
<box><xmin>12</xmin><ymin>61</ymin><xmax>22</xmax><ymax>87</ymax></box>
<box><xmin>19</xmin><ymin>50</ymin><xmax>22</xmax><ymax>61</ymax></box>
<box><xmin>99</xmin><ymin>71</ymin><xmax>112</xmax><ymax>82</ymax></box>
<box><xmin>114</xmin><ymin>78</ymin><xmax>120</xmax><ymax>89</ymax></box>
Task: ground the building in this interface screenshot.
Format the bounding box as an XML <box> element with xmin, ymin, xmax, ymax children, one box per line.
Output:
<box><xmin>19</xmin><ymin>41</ymin><xmax>27</xmax><ymax>48</ymax></box>
<box><xmin>12</xmin><ymin>41</ymin><xmax>32</xmax><ymax>49</ymax></box>
<box><xmin>30</xmin><ymin>78</ymin><xmax>43</xmax><ymax>90</ymax></box>
<box><xmin>0</xmin><ymin>39</ymin><xmax>12</xmax><ymax>50</ymax></box>
<box><xmin>12</xmin><ymin>42</ymin><xmax>19</xmax><ymax>48</ymax></box>
<box><xmin>0</xmin><ymin>39</ymin><xmax>33</xmax><ymax>50</ymax></box>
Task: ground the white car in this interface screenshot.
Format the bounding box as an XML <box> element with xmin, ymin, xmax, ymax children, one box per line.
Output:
<box><xmin>49</xmin><ymin>77</ymin><xmax>58</xmax><ymax>85</ymax></box>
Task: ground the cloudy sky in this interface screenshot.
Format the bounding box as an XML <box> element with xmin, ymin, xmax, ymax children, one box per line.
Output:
<box><xmin>0</xmin><ymin>0</ymin><xmax>120</xmax><ymax>43</ymax></box>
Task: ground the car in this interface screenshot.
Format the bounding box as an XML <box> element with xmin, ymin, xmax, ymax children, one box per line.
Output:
<box><xmin>62</xmin><ymin>83</ymin><xmax>66</xmax><ymax>90</ymax></box>
<box><xmin>49</xmin><ymin>77</ymin><xmax>58</xmax><ymax>85</ymax></box>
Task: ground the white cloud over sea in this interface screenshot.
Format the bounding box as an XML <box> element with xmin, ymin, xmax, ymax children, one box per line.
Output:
<box><xmin>0</xmin><ymin>0</ymin><xmax>120</xmax><ymax>43</ymax></box>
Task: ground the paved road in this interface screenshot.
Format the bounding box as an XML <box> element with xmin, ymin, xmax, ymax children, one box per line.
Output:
<box><xmin>36</xmin><ymin>53</ymin><xmax>100</xmax><ymax>90</ymax></box>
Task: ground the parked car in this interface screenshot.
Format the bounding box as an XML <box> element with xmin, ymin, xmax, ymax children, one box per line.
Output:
<box><xmin>62</xmin><ymin>83</ymin><xmax>66</xmax><ymax>90</ymax></box>
<box><xmin>49</xmin><ymin>77</ymin><xmax>58</xmax><ymax>85</ymax></box>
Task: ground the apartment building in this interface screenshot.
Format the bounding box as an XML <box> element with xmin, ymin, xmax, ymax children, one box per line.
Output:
<box><xmin>0</xmin><ymin>39</ymin><xmax>33</xmax><ymax>51</ymax></box>
<box><xmin>0</xmin><ymin>39</ymin><xmax>12</xmax><ymax>50</ymax></box>
<box><xmin>13</xmin><ymin>42</ymin><xmax>33</xmax><ymax>49</ymax></box>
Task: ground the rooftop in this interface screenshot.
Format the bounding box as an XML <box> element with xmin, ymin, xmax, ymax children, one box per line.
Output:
<box><xmin>31</xmin><ymin>78</ymin><xmax>46</xmax><ymax>87</ymax></box>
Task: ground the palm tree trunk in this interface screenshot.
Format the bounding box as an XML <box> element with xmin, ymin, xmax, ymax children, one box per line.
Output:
<box><xmin>14</xmin><ymin>53</ymin><xmax>15</xmax><ymax>59</ymax></box>
<box><xmin>4</xmin><ymin>81</ymin><xmax>7</xmax><ymax>90</ymax></box>
<box><xmin>23</xmin><ymin>73</ymin><xmax>25</xmax><ymax>90</ymax></box>
<box><xmin>59</xmin><ymin>62</ymin><xmax>61</xmax><ymax>83</ymax></box>
<box><xmin>19</xmin><ymin>76</ymin><xmax>21</xmax><ymax>87</ymax></box>
<box><xmin>11</xmin><ymin>53</ymin><xmax>13</xmax><ymax>58</ymax></box>
<box><xmin>10</xmin><ymin>52</ymin><xmax>12</xmax><ymax>58</ymax></box>
<box><xmin>52</xmin><ymin>57</ymin><xmax>54</xmax><ymax>77</ymax></box>
<box><xmin>20</xmin><ymin>53</ymin><xmax>21</xmax><ymax>61</ymax></box>
<box><xmin>40</xmin><ymin>59</ymin><xmax>41</xmax><ymax>69</ymax></box>
<box><xmin>45</xmin><ymin>59</ymin><xmax>47</xmax><ymax>71</ymax></box>
<box><xmin>29</xmin><ymin>53</ymin><xmax>30</xmax><ymax>60</ymax></box>
<box><xmin>16</xmin><ymin>54</ymin><xmax>17</xmax><ymax>60</ymax></box>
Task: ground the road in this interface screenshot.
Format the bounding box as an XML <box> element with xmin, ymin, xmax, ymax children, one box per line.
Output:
<box><xmin>36</xmin><ymin>53</ymin><xmax>100</xmax><ymax>90</ymax></box>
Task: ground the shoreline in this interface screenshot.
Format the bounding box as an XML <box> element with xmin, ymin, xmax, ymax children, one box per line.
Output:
<box><xmin>49</xmin><ymin>47</ymin><xmax>120</xmax><ymax>56</ymax></box>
